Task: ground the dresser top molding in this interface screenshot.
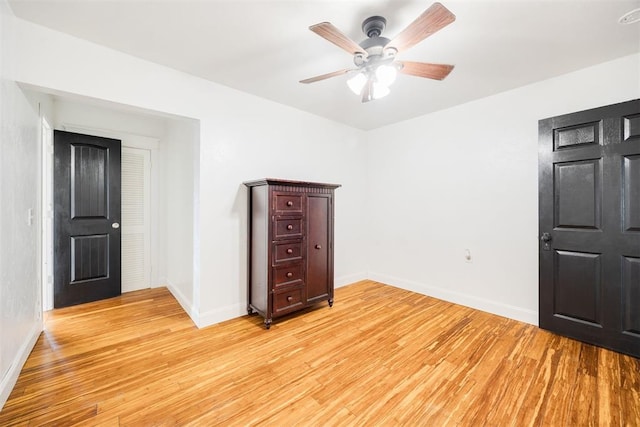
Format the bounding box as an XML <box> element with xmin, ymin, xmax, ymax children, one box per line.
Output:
<box><xmin>243</xmin><ymin>178</ymin><xmax>341</xmax><ymax>189</ymax></box>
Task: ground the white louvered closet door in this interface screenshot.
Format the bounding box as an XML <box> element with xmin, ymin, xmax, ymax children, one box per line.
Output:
<box><xmin>121</xmin><ymin>147</ymin><xmax>151</xmax><ymax>293</ymax></box>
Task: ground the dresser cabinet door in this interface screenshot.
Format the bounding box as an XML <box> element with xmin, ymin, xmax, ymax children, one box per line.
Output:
<box><xmin>306</xmin><ymin>193</ymin><xmax>331</xmax><ymax>303</ymax></box>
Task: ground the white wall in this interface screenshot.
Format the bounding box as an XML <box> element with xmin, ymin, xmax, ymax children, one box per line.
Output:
<box><xmin>7</xmin><ymin>15</ymin><xmax>370</xmax><ymax>328</ymax></box>
<box><xmin>162</xmin><ymin>118</ymin><xmax>198</xmax><ymax>321</ymax></box>
<box><xmin>53</xmin><ymin>98</ymin><xmax>167</xmax><ymax>139</ymax></box>
<box><xmin>366</xmin><ymin>53</ymin><xmax>640</xmax><ymax>325</ymax></box>
<box><xmin>0</xmin><ymin>1</ymin><xmax>44</xmax><ymax>408</ymax></box>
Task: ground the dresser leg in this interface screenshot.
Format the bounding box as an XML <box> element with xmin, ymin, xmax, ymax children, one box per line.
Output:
<box><xmin>264</xmin><ymin>319</ymin><xmax>272</xmax><ymax>330</ymax></box>
<box><xmin>328</xmin><ymin>299</ymin><xmax>333</xmax><ymax>307</ymax></box>
<box><xmin>247</xmin><ymin>305</ymin><xmax>254</xmax><ymax>315</ymax></box>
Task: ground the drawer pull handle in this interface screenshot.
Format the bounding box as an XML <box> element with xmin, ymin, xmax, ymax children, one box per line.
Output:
<box><xmin>287</xmin><ymin>296</ymin><xmax>293</xmax><ymax>302</ymax></box>
<box><xmin>315</xmin><ymin>244</ymin><xmax>322</xmax><ymax>249</ymax></box>
<box><xmin>286</xmin><ymin>201</ymin><xmax>293</xmax><ymax>207</ymax></box>
<box><xmin>287</xmin><ymin>224</ymin><xmax>293</xmax><ymax>230</ymax></box>
<box><xmin>286</xmin><ymin>272</ymin><xmax>293</xmax><ymax>278</ymax></box>
<box><xmin>286</xmin><ymin>248</ymin><xmax>293</xmax><ymax>254</ymax></box>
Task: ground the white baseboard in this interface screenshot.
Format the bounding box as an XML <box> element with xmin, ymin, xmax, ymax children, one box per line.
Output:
<box><xmin>0</xmin><ymin>322</ymin><xmax>42</xmax><ymax>410</ymax></box>
<box><xmin>165</xmin><ymin>280</ymin><xmax>198</xmax><ymax>327</ymax></box>
<box><xmin>165</xmin><ymin>281</ymin><xmax>245</xmax><ymax>329</ymax></box>
<box><xmin>153</xmin><ymin>277</ymin><xmax>168</xmax><ymax>288</ymax></box>
<box><xmin>196</xmin><ymin>303</ymin><xmax>246</xmax><ymax>329</ymax></box>
<box><xmin>368</xmin><ymin>272</ymin><xmax>538</xmax><ymax>326</ymax></box>
<box><xmin>176</xmin><ymin>273</ymin><xmax>369</xmax><ymax>329</ymax></box>
<box><xmin>195</xmin><ymin>272</ymin><xmax>369</xmax><ymax>328</ymax></box>
<box><xmin>335</xmin><ymin>272</ymin><xmax>368</xmax><ymax>288</ymax></box>
<box><xmin>166</xmin><ymin>272</ymin><xmax>537</xmax><ymax>329</ymax></box>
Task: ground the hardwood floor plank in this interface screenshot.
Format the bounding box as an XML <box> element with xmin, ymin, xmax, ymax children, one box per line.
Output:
<box><xmin>1</xmin><ymin>281</ymin><xmax>638</xmax><ymax>426</ymax></box>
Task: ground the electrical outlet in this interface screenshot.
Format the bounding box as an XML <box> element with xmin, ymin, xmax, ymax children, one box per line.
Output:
<box><xmin>464</xmin><ymin>249</ymin><xmax>472</xmax><ymax>263</ymax></box>
<box><xmin>27</xmin><ymin>208</ymin><xmax>34</xmax><ymax>226</ymax></box>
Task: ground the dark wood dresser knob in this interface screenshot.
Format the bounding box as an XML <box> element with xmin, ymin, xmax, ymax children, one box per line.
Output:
<box><xmin>286</xmin><ymin>248</ymin><xmax>293</xmax><ymax>254</ymax></box>
<box><xmin>287</xmin><ymin>224</ymin><xmax>293</xmax><ymax>230</ymax></box>
<box><xmin>315</xmin><ymin>244</ymin><xmax>322</xmax><ymax>249</ymax></box>
<box><xmin>287</xmin><ymin>296</ymin><xmax>293</xmax><ymax>302</ymax></box>
<box><xmin>286</xmin><ymin>272</ymin><xmax>293</xmax><ymax>278</ymax></box>
<box><xmin>286</xmin><ymin>201</ymin><xmax>293</xmax><ymax>206</ymax></box>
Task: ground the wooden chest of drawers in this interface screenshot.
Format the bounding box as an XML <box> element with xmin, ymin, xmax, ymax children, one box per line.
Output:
<box><xmin>244</xmin><ymin>178</ymin><xmax>340</xmax><ymax>329</ymax></box>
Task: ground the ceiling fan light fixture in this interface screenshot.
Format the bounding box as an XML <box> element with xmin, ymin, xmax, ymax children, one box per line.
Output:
<box><xmin>347</xmin><ymin>72</ymin><xmax>368</xmax><ymax>95</ymax></box>
<box><xmin>372</xmin><ymin>82</ymin><xmax>390</xmax><ymax>100</ymax></box>
<box><xmin>304</xmin><ymin>3</ymin><xmax>456</xmax><ymax>101</ymax></box>
<box><xmin>375</xmin><ymin>64</ymin><xmax>398</xmax><ymax>87</ymax></box>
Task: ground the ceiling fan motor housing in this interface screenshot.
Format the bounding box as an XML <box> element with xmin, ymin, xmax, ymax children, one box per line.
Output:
<box><xmin>355</xmin><ymin>36</ymin><xmax>393</xmax><ymax>67</ymax></box>
<box><xmin>359</xmin><ymin>36</ymin><xmax>390</xmax><ymax>52</ymax></box>
<box><xmin>362</xmin><ymin>16</ymin><xmax>386</xmax><ymax>38</ymax></box>
<box><xmin>358</xmin><ymin>16</ymin><xmax>394</xmax><ymax>63</ymax></box>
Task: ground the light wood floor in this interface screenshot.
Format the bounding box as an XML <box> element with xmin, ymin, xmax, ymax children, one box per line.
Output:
<box><xmin>2</xmin><ymin>280</ymin><xmax>639</xmax><ymax>426</ymax></box>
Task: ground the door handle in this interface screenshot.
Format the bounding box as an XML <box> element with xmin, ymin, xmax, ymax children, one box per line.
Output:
<box><xmin>541</xmin><ymin>232</ymin><xmax>551</xmax><ymax>251</ymax></box>
<box><xmin>112</xmin><ymin>222</ymin><xmax>120</xmax><ymax>229</ymax></box>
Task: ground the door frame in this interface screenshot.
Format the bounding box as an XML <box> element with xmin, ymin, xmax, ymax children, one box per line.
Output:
<box><xmin>42</xmin><ymin>123</ymin><xmax>160</xmax><ymax>310</ymax></box>
<box><xmin>41</xmin><ymin>116</ymin><xmax>54</xmax><ymax>312</ymax></box>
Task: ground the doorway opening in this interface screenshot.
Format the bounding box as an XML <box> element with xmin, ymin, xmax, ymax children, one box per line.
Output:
<box><xmin>39</xmin><ymin>93</ymin><xmax>199</xmax><ymax>312</ymax></box>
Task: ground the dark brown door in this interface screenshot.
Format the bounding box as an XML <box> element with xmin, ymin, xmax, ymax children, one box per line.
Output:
<box><xmin>539</xmin><ymin>99</ymin><xmax>640</xmax><ymax>357</ymax></box>
<box><xmin>306</xmin><ymin>193</ymin><xmax>333</xmax><ymax>304</ymax></box>
<box><xmin>54</xmin><ymin>130</ymin><xmax>121</xmax><ymax>308</ymax></box>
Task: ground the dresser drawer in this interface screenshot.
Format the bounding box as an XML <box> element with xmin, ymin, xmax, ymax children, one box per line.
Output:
<box><xmin>273</xmin><ymin>240</ymin><xmax>303</xmax><ymax>264</ymax></box>
<box><xmin>273</xmin><ymin>263</ymin><xmax>304</xmax><ymax>288</ymax></box>
<box><xmin>273</xmin><ymin>192</ymin><xmax>304</xmax><ymax>215</ymax></box>
<box><xmin>273</xmin><ymin>286</ymin><xmax>304</xmax><ymax>315</ymax></box>
<box><xmin>273</xmin><ymin>217</ymin><xmax>303</xmax><ymax>239</ymax></box>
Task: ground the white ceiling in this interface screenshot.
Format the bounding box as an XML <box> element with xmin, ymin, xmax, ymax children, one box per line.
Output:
<box><xmin>8</xmin><ymin>0</ymin><xmax>640</xmax><ymax>130</ymax></box>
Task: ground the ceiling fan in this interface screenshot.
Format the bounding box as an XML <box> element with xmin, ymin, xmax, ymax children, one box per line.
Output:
<box><xmin>300</xmin><ymin>2</ymin><xmax>456</xmax><ymax>103</ymax></box>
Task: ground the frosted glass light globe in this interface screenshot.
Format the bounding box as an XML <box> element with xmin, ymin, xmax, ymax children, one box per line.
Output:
<box><xmin>375</xmin><ymin>64</ymin><xmax>397</xmax><ymax>87</ymax></box>
<box><xmin>347</xmin><ymin>73</ymin><xmax>367</xmax><ymax>95</ymax></box>
<box><xmin>372</xmin><ymin>82</ymin><xmax>390</xmax><ymax>99</ymax></box>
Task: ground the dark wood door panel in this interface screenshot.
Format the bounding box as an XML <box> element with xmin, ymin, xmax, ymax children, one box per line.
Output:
<box><xmin>553</xmin><ymin>159</ymin><xmax>602</xmax><ymax>230</ymax></box>
<box><xmin>70</xmin><ymin>144</ymin><xmax>109</xmax><ymax>219</ymax></box>
<box><xmin>54</xmin><ymin>130</ymin><xmax>121</xmax><ymax>308</ymax></box>
<box><xmin>622</xmin><ymin>256</ymin><xmax>640</xmax><ymax>337</ymax></box>
<box><xmin>70</xmin><ymin>234</ymin><xmax>109</xmax><ymax>282</ymax></box>
<box><xmin>553</xmin><ymin>250</ymin><xmax>602</xmax><ymax>326</ymax></box>
<box><xmin>553</xmin><ymin>120</ymin><xmax>601</xmax><ymax>150</ymax></box>
<box><xmin>623</xmin><ymin>154</ymin><xmax>640</xmax><ymax>232</ymax></box>
<box><xmin>623</xmin><ymin>113</ymin><xmax>640</xmax><ymax>141</ymax></box>
<box><xmin>306</xmin><ymin>194</ymin><xmax>330</xmax><ymax>303</ymax></box>
<box><xmin>539</xmin><ymin>99</ymin><xmax>640</xmax><ymax>358</ymax></box>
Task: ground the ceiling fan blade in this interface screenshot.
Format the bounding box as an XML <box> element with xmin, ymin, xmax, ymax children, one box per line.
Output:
<box><xmin>299</xmin><ymin>69</ymin><xmax>353</xmax><ymax>84</ymax></box>
<box><xmin>386</xmin><ymin>2</ymin><xmax>456</xmax><ymax>53</ymax></box>
<box><xmin>398</xmin><ymin>61</ymin><xmax>454</xmax><ymax>80</ymax></box>
<box><xmin>310</xmin><ymin>22</ymin><xmax>366</xmax><ymax>56</ymax></box>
